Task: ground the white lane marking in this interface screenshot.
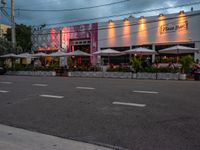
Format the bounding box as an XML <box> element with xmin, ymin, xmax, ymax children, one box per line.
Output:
<box><xmin>76</xmin><ymin>87</ymin><xmax>95</xmax><ymax>90</ymax></box>
<box><xmin>133</xmin><ymin>90</ymin><xmax>159</xmax><ymax>94</ymax></box>
<box><xmin>33</xmin><ymin>84</ymin><xmax>48</xmax><ymax>87</ymax></box>
<box><xmin>113</xmin><ymin>102</ymin><xmax>146</xmax><ymax>107</ymax></box>
<box><xmin>0</xmin><ymin>82</ymin><xmax>12</xmax><ymax>84</ymax></box>
<box><xmin>40</xmin><ymin>95</ymin><xmax>64</xmax><ymax>99</ymax></box>
<box><xmin>0</xmin><ymin>90</ymin><xmax>9</xmax><ymax>93</ymax></box>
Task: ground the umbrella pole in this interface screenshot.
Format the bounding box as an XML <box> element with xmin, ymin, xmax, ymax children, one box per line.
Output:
<box><xmin>176</xmin><ymin>56</ymin><xmax>179</xmax><ymax>63</ymax></box>
<box><xmin>129</xmin><ymin>54</ymin><xmax>132</xmax><ymax>63</ymax></box>
<box><xmin>177</xmin><ymin>50</ymin><xmax>179</xmax><ymax>63</ymax></box>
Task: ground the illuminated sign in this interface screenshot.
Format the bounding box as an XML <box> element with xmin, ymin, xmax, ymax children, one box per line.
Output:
<box><xmin>160</xmin><ymin>21</ymin><xmax>188</xmax><ymax>34</ymax></box>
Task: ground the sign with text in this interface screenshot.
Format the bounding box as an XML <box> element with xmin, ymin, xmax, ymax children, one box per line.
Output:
<box><xmin>160</xmin><ymin>21</ymin><xmax>188</xmax><ymax>34</ymax></box>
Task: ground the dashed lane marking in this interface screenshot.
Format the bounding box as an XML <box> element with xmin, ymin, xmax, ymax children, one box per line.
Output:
<box><xmin>0</xmin><ymin>90</ymin><xmax>9</xmax><ymax>93</ymax></box>
<box><xmin>0</xmin><ymin>82</ymin><xmax>12</xmax><ymax>84</ymax></box>
<box><xmin>113</xmin><ymin>102</ymin><xmax>146</xmax><ymax>107</ymax></box>
<box><xmin>133</xmin><ymin>90</ymin><xmax>159</xmax><ymax>94</ymax></box>
<box><xmin>40</xmin><ymin>95</ymin><xmax>64</xmax><ymax>99</ymax></box>
<box><xmin>76</xmin><ymin>87</ymin><xmax>95</xmax><ymax>90</ymax></box>
<box><xmin>33</xmin><ymin>84</ymin><xmax>48</xmax><ymax>87</ymax></box>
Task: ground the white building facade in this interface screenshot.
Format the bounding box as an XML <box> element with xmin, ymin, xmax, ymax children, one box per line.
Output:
<box><xmin>98</xmin><ymin>10</ymin><xmax>200</xmax><ymax>62</ymax></box>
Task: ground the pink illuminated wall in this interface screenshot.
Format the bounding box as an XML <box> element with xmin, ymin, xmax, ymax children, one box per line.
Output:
<box><xmin>61</xmin><ymin>23</ymin><xmax>98</xmax><ymax>64</ymax></box>
<box><xmin>50</xmin><ymin>28</ymin><xmax>57</xmax><ymax>48</ymax></box>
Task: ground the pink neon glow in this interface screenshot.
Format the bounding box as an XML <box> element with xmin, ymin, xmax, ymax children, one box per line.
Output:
<box><xmin>50</xmin><ymin>28</ymin><xmax>56</xmax><ymax>48</ymax></box>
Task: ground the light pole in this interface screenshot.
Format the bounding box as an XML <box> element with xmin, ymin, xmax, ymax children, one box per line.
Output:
<box><xmin>11</xmin><ymin>0</ymin><xmax>16</xmax><ymax>51</ymax></box>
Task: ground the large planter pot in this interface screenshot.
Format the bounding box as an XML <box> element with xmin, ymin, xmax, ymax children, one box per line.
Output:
<box><xmin>179</xmin><ymin>73</ymin><xmax>186</xmax><ymax>80</ymax></box>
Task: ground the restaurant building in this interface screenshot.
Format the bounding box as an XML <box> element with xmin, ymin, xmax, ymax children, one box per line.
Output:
<box><xmin>32</xmin><ymin>10</ymin><xmax>200</xmax><ymax>65</ymax></box>
<box><xmin>32</xmin><ymin>23</ymin><xmax>98</xmax><ymax>64</ymax></box>
<box><xmin>98</xmin><ymin>10</ymin><xmax>200</xmax><ymax>64</ymax></box>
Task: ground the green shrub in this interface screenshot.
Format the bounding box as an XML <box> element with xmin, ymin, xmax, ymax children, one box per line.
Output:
<box><xmin>107</xmin><ymin>66</ymin><xmax>130</xmax><ymax>72</ymax></box>
<box><xmin>180</xmin><ymin>55</ymin><xmax>194</xmax><ymax>73</ymax></box>
<box><xmin>131</xmin><ymin>57</ymin><xmax>142</xmax><ymax>73</ymax></box>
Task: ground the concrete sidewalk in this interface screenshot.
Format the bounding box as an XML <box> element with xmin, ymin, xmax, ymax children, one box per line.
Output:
<box><xmin>0</xmin><ymin>124</ymin><xmax>112</xmax><ymax>150</ymax></box>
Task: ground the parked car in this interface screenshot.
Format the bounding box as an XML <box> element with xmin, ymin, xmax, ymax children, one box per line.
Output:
<box><xmin>0</xmin><ymin>67</ymin><xmax>6</xmax><ymax>75</ymax></box>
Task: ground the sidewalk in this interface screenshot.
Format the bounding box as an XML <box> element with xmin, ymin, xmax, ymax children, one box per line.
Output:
<box><xmin>0</xmin><ymin>124</ymin><xmax>112</xmax><ymax>150</ymax></box>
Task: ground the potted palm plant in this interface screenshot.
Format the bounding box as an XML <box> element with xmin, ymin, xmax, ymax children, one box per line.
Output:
<box><xmin>131</xmin><ymin>56</ymin><xmax>142</xmax><ymax>73</ymax></box>
<box><xmin>179</xmin><ymin>55</ymin><xmax>194</xmax><ymax>80</ymax></box>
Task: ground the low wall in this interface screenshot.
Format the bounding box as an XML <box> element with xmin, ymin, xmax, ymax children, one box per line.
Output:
<box><xmin>5</xmin><ymin>71</ymin><xmax>181</xmax><ymax>80</ymax></box>
<box><xmin>6</xmin><ymin>71</ymin><xmax>56</xmax><ymax>77</ymax></box>
<box><xmin>157</xmin><ymin>73</ymin><xmax>179</xmax><ymax>80</ymax></box>
<box><xmin>137</xmin><ymin>73</ymin><xmax>157</xmax><ymax>79</ymax></box>
<box><xmin>68</xmin><ymin>71</ymin><xmax>179</xmax><ymax>80</ymax></box>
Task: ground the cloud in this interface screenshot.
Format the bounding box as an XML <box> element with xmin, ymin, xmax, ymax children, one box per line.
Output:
<box><xmin>1</xmin><ymin>0</ymin><xmax>200</xmax><ymax>26</ymax></box>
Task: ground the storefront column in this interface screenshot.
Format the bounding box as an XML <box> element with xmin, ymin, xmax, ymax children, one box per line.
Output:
<box><xmin>194</xmin><ymin>42</ymin><xmax>200</xmax><ymax>60</ymax></box>
<box><xmin>152</xmin><ymin>44</ymin><xmax>156</xmax><ymax>63</ymax></box>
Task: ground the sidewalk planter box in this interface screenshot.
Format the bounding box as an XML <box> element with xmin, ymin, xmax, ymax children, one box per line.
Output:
<box><xmin>68</xmin><ymin>71</ymin><xmax>132</xmax><ymax>79</ymax></box>
<box><xmin>103</xmin><ymin>72</ymin><xmax>132</xmax><ymax>79</ymax></box>
<box><xmin>157</xmin><ymin>73</ymin><xmax>179</xmax><ymax>80</ymax></box>
<box><xmin>68</xmin><ymin>71</ymin><xmax>103</xmax><ymax>78</ymax></box>
<box><xmin>6</xmin><ymin>71</ymin><xmax>56</xmax><ymax>77</ymax></box>
<box><xmin>132</xmin><ymin>73</ymin><xmax>137</xmax><ymax>79</ymax></box>
<box><xmin>137</xmin><ymin>73</ymin><xmax>157</xmax><ymax>79</ymax></box>
<box><xmin>179</xmin><ymin>73</ymin><xmax>186</xmax><ymax>80</ymax></box>
<box><xmin>5</xmin><ymin>71</ymin><xmax>185</xmax><ymax>80</ymax></box>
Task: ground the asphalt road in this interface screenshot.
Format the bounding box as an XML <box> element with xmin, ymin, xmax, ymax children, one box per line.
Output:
<box><xmin>0</xmin><ymin>76</ymin><xmax>200</xmax><ymax>150</ymax></box>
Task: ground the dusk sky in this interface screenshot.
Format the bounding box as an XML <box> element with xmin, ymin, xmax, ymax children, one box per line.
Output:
<box><xmin>1</xmin><ymin>0</ymin><xmax>200</xmax><ymax>27</ymax></box>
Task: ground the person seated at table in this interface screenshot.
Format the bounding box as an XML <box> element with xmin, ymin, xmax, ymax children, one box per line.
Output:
<box><xmin>168</xmin><ymin>62</ymin><xmax>175</xmax><ymax>69</ymax></box>
<box><xmin>192</xmin><ymin>59</ymin><xmax>200</xmax><ymax>72</ymax></box>
<box><xmin>194</xmin><ymin>59</ymin><xmax>200</xmax><ymax>68</ymax></box>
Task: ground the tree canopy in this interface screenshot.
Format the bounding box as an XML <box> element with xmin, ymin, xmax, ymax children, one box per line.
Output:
<box><xmin>5</xmin><ymin>24</ymin><xmax>32</xmax><ymax>53</ymax></box>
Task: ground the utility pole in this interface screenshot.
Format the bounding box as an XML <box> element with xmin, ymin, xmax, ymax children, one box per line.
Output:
<box><xmin>11</xmin><ymin>0</ymin><xmax>16</xmax><ymax>51</ymax></box>
<box><xmin>0</xmin><ymin>0</ymin><xmax>2</xmax><ymax>38</ymax></box>
<box><xmin>0</xmin><ymin>0</ymin><xmax>5</xmax><ymax>38</ymax></box>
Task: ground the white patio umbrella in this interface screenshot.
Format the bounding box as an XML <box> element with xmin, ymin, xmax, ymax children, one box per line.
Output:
<box><xmin>16</xmin><ymin>53</ymin><xmax>33</xmax><ymax>58</ymax></box>
<box><xmin>49</xmin><ymin>51</ymin><xmax>68</xmax><ymax>57</ymax></box>
<box><xmin>0</xmin><ymin>53</ymin><xmax>18</xmax><ymax>68</ymax></box>
<box><xmin>66</xmin><ymin>50</ymin><xmax>91</xmax><ymax>56</ymax></box>
<box><xmin>159</xmin><ymin>45</ymin><xmax>199</xmax><ymax>63</ymax></box>
<box><xmin>93</xmin><ymin>49</ymin><xmax>122</xmax><ymax>65</ymax></box>
<box><xmin>32</xmin><ymin>52</ymin><xmax>49</xmax><ymax>67</ymax></box>
<box><xmin>32</xmin><ymin>52</ymin><xmax>49</xmax><ymax>57</ymax></box>
<box><xmin>159</xmin><ymin>45</ymin><xmax>199</xmax><ymax>54</ymax></box>
<box><xmin>124</xmin><ymin>47</ymin><xmax>157</xmax><ymax>55</ymax></box>
<box><xmin>0</xmin><ymin>53</ymin><xmax>18</xmax><ymax>58</ymax></box>
<box><xmin>93</xmin><ymin>49</ymin><xmax>122</xmax><ymax>56</ymax></box>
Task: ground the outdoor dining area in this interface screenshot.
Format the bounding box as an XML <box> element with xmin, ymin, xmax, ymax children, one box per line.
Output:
<box><xmin>0</xmin><ymin>45</ymin><xmax>200</xmax><ymax>80</ymax></box>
